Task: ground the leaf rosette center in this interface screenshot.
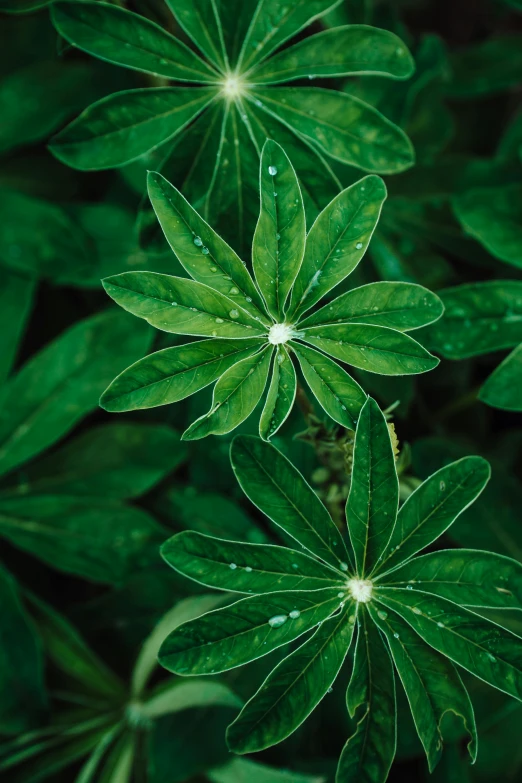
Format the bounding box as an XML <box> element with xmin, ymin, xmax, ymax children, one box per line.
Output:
<box><xmin>268</xmin><ymin>322</ymin><xmax>299</xmax><ymax>345</ymax></box>
<box><xmin>347</xmin><ymin>577</ymin><xmax>373</xmax><ymax>603</ymax></box>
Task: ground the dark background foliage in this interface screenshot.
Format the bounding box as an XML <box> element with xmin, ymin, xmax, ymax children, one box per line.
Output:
<box><xmin>1</xmin><ymin>0</ymin><xmax>522</xmax><ymax>781</ymax></box>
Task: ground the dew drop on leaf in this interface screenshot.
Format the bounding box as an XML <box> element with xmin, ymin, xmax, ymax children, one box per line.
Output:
<box><xmin>268</xmin><ymin>614</ymin><xmax>288</xmax><ymax>628</ymax></box>
<box><xmin>268</xmin><ymin>165</ymin><xmax>277</xmax><ymax>176</ymax></box>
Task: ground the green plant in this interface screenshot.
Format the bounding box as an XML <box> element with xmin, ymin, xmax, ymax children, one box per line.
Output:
<box><xmin>158</xmin><ymin>398</ymin><xmax>522</xmax><ymax>781</ymax></box>
<box><xmin>100</xmin><ymin>140</ymin><xmax>442</xmax><ymax>440</ymax></box>
<box><xmin>48</xmin><ymin>0</ymin><xmax>415</xmax><ymax>251</ymax></box>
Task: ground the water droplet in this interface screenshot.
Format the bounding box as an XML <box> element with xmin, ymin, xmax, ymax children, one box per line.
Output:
<box><xmin>268</xmin><ymin>614</ymin><xmax>288</xmax><ymax>628</ymax></box>
<box><xmin>337</xmin><ymin>592</ymin><xmax>345</xmax><ymax>599</ymax></box>
<box><xmin>291</xmin><ymin>563</ymin><xmax>298</xmax><ymax>569</ymax></box>
<box><xmin>229</xmin><ymin>287</ymin><xmax>239</xmax><ymax>295</ymax></box>
<box><xmin>215</xmin><ymin>318</ymin><xmax>224</xmax><ymax>324</ymax></box>
<box><xmin>171</xmin><ymin>301</ymin><xmax>177</xmax><ymax>306</ymax></box>
<box><xmin>229</xmin><ymin>309</ymin><xmax>239</xmax><ymax>319</ymax></box>
<box><xmin>193</xmin><ymin>236</ymin><xmax>203</xmax><ymax>247</ymax></box>
<box><xmin>201</xmin><ymin>247</ymin><xmax>210</xmax><ymax>255</ymax></box>
<box><xmin>355</xmin><ymin>242</ymin><xmax>363</xmax><ymax>250</ymax></box>
<box><xmin>406</xmin><ymin>585</ymin><xmax>413</xmax><ymax>590</ymax></box>
<box><xmin>327</xmin><ymin>686</ymin><xmax>333</xmax><ymax>693</ymax></box>
<box><xmin>437</xmin><ymin>621</ymin><xmax>444</xmax><ymax>628</ymax></box>
<box><xmin>377</xmin><ymin>610</ymin><xmax>388</xmax><ymax>620</ymax></box>
<box><xmin>393</xmin><ymin>633</ymin><xmax>400</xmax><ymax>639</ymax></box>
<box><xmin>210</xmin><ymin>266</ymin><xmax>217</xmax><ymax>272</ymax></box>
<box><xmin>289</xmin><ymin>610</ymin><xmax>301</xmax><ymax>619</ymax></box>
<box><xmin>412</xmin><ymin>607</ymin><xmax>421</xmax><ymax>615</ymax></box>
<box><xmin>245</xmin><ymin>566</ymin><xmax>253</xmax><ymax>572</ymax></box>
<box><xmin>439</xmin><ymin>481</ymin><xmax>446</xmax><ymax>491</ymax></box>
<box><xmin>268</xmin><ymin>165</ymin><xmax>277</xmax><ymax>176</ymax></box>
<box><xmin>339</xmin><ymin>562</ymin><xmax>349</xmax><ymax>572</ymax></box>
<box><xmin>229</xmin><ymin>563</ymin><xmax>237</xmax><ymax>570</ymax></box>
<box><xmin>245</xmin><ymin>296</ymin><xmax>252</xmax><ymax>302</ymax></box>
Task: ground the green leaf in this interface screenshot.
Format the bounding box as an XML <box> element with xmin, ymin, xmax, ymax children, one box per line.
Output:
<box><xmin>49</xmin><ymin>88</ymin><xmax>215</xmax><ymax>170</ymax></box>
<box><xmin>422</xmin><ymin>282</ymin><xmax>522</xmax><ymax>359</ymax></box>
<box><xmin>253</xmin><ymin>88</ymin><xmax>414</xmax><ymax>173</ymax></box>
<box><xmin>383</xmin><ymin>549</ymin><xmax>522</xmax><ymax>611</ymax></box>
<box><xmin>252</xmin><ymin>140</ymin><xmax>305</xmax><ymax>320</ymax></box>
<box><xmin>132</xmin><ymin>594</ymin><xmax>226</xmax><ymax>696</ymax></box>
<box><xmin>0</xmin><ymin>309</ymin><xmax>152</xmax><ymax>478</ymax></box>
<box><xmin>238</xmin><ymin>0</ymin><xmax>342</xmax><ymax>71</ymax></box>
<box><xmin>26</xmin><ymin>595</ymin><xmax>125</xmax><ymax>701</ymax></box>
<box><xmin>0</xmin><ymin>495</ymin><xmax>164</xmax><ymax>584</ymax></box>
<box><xmin>0</xmin><ymin>566</ymin><xmax>46</xmax><ymax>734</ymax></box>
<box><xmin>182</xmin><ymin>347</ymin><xmax>272</xmax><ymax>440</ymax></box>
<box><xmin>288</xmin><ymin>176</ymin><xmax>386</xmax><ymax>319</ymax></box>
<box><xmin>259</xmin><ymin>346</ymin><xmax>296</xmax><ymax>441</ymax></box>
<box><xmin>100</xmin><ymin>339</ymin><xmax>263</xmax><ymax>412</ymax></box>
<box><xmin>369</xmin><ymin>605</ymin><xmax>476</xmax><ymax>772</ymax></box>
<box><xmin>337</xmin><ymin>611</ymin><xmax>396</xmax><ymax>783</ymax></box>
<box><xmin>227</xmin><ymin>604</ymin><xmax>356</xmax><ymax>753</ymax></box>
<box><xmin>75</xmin><ymin>725</ymin><xmax>123</xmax><ymax>783</ymax></box>
<box><xmin>231</xmin><ymin>435</ymin><xmax>351</xmax><ymax>570</ymax></box>
<box><xmin>292</xmin><ymin>342</ymin><xmax>366</xmax><ymax>430</ymax></box>
<box><xmin>376</xmin><ymin>588</ymin><xmax>522</xmax><ymax>702</ymax></box>
<box><xmin>376</xmin><ymin>456</ymin><xmax>491</xmax><ymax>575</ymax></box>
<box><xmin>449</xmin><ymin>35</ymin><xmax>522</xmax><ymax>97</ymax></box>
<box><xmin>147</xmin><ymin>171</ymin><xmax>268</xmax><ymax>322</ymax></box>
<box><xmin>250</xmin><ymin>26</ymin><xmax>415</xmax><ymax>84</ymax></box>
<box><xmin>161</xmin><ymin>531</ymin><xmax>344</xmax><ymax>594</ymax></box>
<box><xmin>51</xmin><ymin>2</ymin><xmax>217</xmax><ymax>82</ymax></box>
<box><xmin>0</xmin><ymin>188</ymin><xmax>90</xmax><ymax>282</ymax></box>
<box><xmin>97</xmin><ymin>731</ymin><xmax>134</xmax><ymax>783</ymax></box>
<box><xmin>0</xmin><ymin>269</ymin><xmax>34</xmax><ymax>386</ymax></box>
<box><xmin>1</xmin><ymin>423</ymin><xmax>184</xmax><ymax>499</ymax></box>
<box><xmin>479</xmin><ymin>344</ymin><xmax>522</xmax><ymax>411</ymax></box>
<box><xmin>159</xmin><ymin>587</ymin><xmax>344</xmax><ymax>675</ymax></box>
<box><xmin>103</xmin><ymin>272</ymin><xmax>266</xmax><ymax>338</ymax></box>
<box><xmin>0</xmin><ymin>0</ymin><xmax>51</xmax><ymax>11</ymax></box>
<box><xmin>208</xmin><ymin>758</ymin><xmax>325</xmax><ymax>783</ymax></box>
<box><xmin>453</xmin><ymin>184</ymin><xmax>522</xmax><ymax>269</ymax></box>
<box><xmin>302</xmin><ymin>324</ymin><xmax>439</xmax><ymax>375</ymax></box>
<box><xmin>346</xmin><ymin>397</ymin><xmax>398</xmax><ymax>576</ymax></box>
<box><xmin>164</xmin><ymin>0</ymin><xmax>226</xmax><ymax>71</ymax></box>
<box><xmin>299</xmin><ymin>282</ymin><xmax>444</xmax><ymax>332</ymax></box>
<box><xmin>143</xmin><ymin>678</ymin><xmax>242</xmax><ymax>719</ymax></box>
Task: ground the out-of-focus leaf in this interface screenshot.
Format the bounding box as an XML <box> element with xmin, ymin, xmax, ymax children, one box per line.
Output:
<box><xmin>422</xmin><ymin>282</ymin><xmax>522</xmax><ymax>359</ymax></box>
<box><xmin>0</xmin><ymin>565</ymin><xmax>46</xmax><ymax>734</ymax></box>
<box><xmin>2</xmin><ymin>423</ymin><xmax>185</xmax><ymax>499</ymax></box>
<box><xmin>0</xmin><ymin>309</ymin><xmax>152</xmax><ymax>478</ymax></box>
<box><xmin>208</xmin><ymin>758</ymin><xmax>325</xmax><ymax>783</ymax></box>
<box><xmin>0</xmin><ymin>269</ymin><xmax>34</xmax><ymax>386</ymax></box>
<box><xmin>142</xmin><ymin>679</ymin><xmax>242</xmax><ymax>719</ymax></box>
<box><xmin>0</xmin><ymin>494</ymin><xmax>165</xmax><ymax>583</ymax></box>
<box><xmin>479</xmin><ymin>344</ymin><xmax>522</xmax><ymax>412</ymax></box>
<box><xmin>449</xmin><ymin>36</ymin><xmax>522</xmax><ymax>97</ymax></box>
<box><xmin>453</xmin><ymin>184</ymin><xmax>522</xmax><ymax>268</ymax></box>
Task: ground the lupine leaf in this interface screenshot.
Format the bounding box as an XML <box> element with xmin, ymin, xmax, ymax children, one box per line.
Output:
<box><xmin>346</xmin><ymin>397</ymin><xmax>398</xmax><ymax>576</ymax></box>
<box><xmin>227</xmin><ymin>603</ymin><xmax>356</xmax><ymax>753</ymax></box>
<box><xmin>49</xmin><ymin>88</ymin><xmax>216</xmax><ymax>170</ymax></box>
<box><xmin>422</xmin><ymin>281</ymin><xmax>522</xmax><ymax>359</ymax></box>
<box><xmin>369</xmin><ymin>604</ymin><xmax>477</xmax><ymax>772</ymax></box>
<box><xmin>0</xmin><ymin>310</ymin><xmax>151</xmax><ymax>479</ymax></box>
<box><xmin>142</xmin><ymin>679</ymin><xmax>242</xmax><ymax>719</ymax></box>
<box><xmin>100</xmin><ymin>338</ymin><xmax>263</xmax><ymax>412</ymax></box>
<box><xmin>0</xmin><ymin>495</ymin><xmax>164</xmax><ymax>584</ymax></box>
<box><xmin>376</xmin><ymin>456</ymin><xmax>491</xmax><ymax>575</ymax></box>
<box><xmin>479</xmin><ymin>344</ymin><xmax>522</xmax><ymax>412</ymax></box>
<box><xmin>147</xmin><ymin>171</ymin><xmax>268</xmax><ymax>322</ymax></box>
<box><xmin>337</xmin><ymin>611</ymin><xmax>396</xmax><ymax>783</ymax></box>
<box><xmin>251</xmin><ymin>26</ymin><xmax>414</xmax><ymax>84</ymax></box>
<box><xmin>161</xmin><ymin>531</ymin><xmax>344</xmax><ymax>593</ymax></box>
<box><xmin>231</xmin><ymin>435</ymin><xmax>351</xmax><ymax>570</ymax></box>
<box><xmin>288</xmin><ymin>176</ymin><xmax>386</xmax><ymax>319</ymax></box>
<box><xmin>0</xmin><ymin>270</ymin><xmax>34</xmax><ymax>386</ymax></box>
<box><xmin>303</xmin><ymin>324</ymin><xmax>439</xmax><ymax>375</ymax></box>
<box><xmin>453</xmin><ymin>184</ymin><xmax>522</xmax><ymax>269</ymax></box>
<box><xmin>0</xmin><ymin>566</ymin><xmax>46</xmax><ymax>735</ymax></box>
<box><xmin>292</xmin><ymin>342</ymin><xmax>366</xmax><ymax>430</ymax></box>
<box><xmin>238</xmin><ymin>0</ymin><xmax>341</xmax><ymax>71</ymax></box>
<box><xmin>102</xmin><ymin>272</ymin><xmax>266</xmax><ymax>338</ymax></box>
<box><xmin>259</xmin><ymin>346</ymin><xmax>296</xmax><ymax>441</ymax></box>
<box><xmin>1</xmin><ymin>423</ymin><xmax>185</xmax><ymax>499</ymax></box>
<box><xmin>207</xmin><ymin>758</ymin><xmax>325</xmax><ymax>783</ymax></box>
<box><xmin>382</xmin><ymin>549</ymin><xmax>522</xmax><ymax>611</ymax></box>
<box><xmin>299</xmin><ymin>282</ymin><xmax>444</xmax><ymax>332</ymax></box>
<box><xmin>376</xmin><ymin>588</ymin><xmax>522</xmax><ymax>702</ymax></box>
<box><xmin>253</xmin><ymin>88</ymin><xmax>415</xmax><ymax>173</ymax></box>
<box><xmin>182</xmin><ymin>348</ymin><xmax>272</xmax><ymax>440</ymax></box>
<box><xmin>164</xmin><ymin>0</ymin><xmax>226</xmax><ymax>71</ymax></box>
<box><xmin>51</xmin><ymin>2</ymin><xmax>218</xmax><ymax>82</ymax></box>
<box><xmin>449</xmin><ymin>35</ymin><xmax>522</xmax><ymax>98</ymax></box>
<box><xmin>159</xmin><ymin>588</ymin><xmax>345</xmax><ymax>675</ymax></box>
<box><xmin>252</xmin><ymin>140</ymin><xmax>305</xmax><ymax>320</ymax></box>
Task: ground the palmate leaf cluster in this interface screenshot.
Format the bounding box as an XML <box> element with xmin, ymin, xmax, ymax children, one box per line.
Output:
<box><xmin>48</xmin><ymin>0</ymin><xmax>415</xmax><ymax>252</ymax></box>
<box><xmin>1</xmin><ymin>0</ymin><xmax>522</xmax><ymax>782</ymax></box>
<box><xmin>101</xmin><ymin>140</ymin><xmax>442</xmax><ymax>440</ymax></box>
<box><xmin>160</xmin><ymin>399</ymin><xmax>522</xmax><ymax>782</ymax></box>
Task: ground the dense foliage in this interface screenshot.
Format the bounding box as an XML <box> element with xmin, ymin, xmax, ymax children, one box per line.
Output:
<box><xmin>1</xmin><ymin>0</ymin><xmax>522</xmax><ymax>782</ymax></box>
